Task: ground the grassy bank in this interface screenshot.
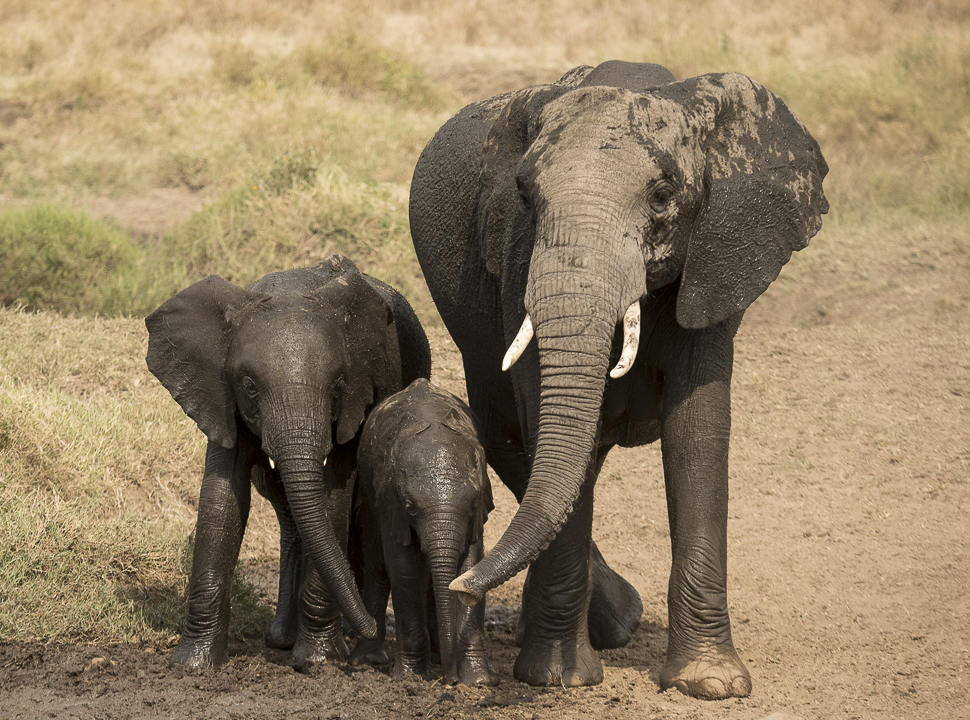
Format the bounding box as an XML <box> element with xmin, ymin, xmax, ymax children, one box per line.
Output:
<box><xmin>0</xmin><ymin>0</ymin><xmax>967</xmax><ymax>646</ymax></box>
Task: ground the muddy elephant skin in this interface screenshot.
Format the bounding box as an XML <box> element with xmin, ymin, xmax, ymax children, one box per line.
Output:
<box><xmin>351</xmin><ymin>378</ymin><xmax>497</xmax><ymax>686</ymax></box>
<box><xmin>408</xmin><ymin>60</ymin><xmax>828</xmax><ymax>697</ymax></box>
<box><xmin>145</xmin><ymin>255</ymin><xmax>431</xmax><ymax>669</ymax></box>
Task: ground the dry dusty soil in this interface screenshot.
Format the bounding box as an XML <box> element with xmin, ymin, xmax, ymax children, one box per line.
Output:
<box><xmin>2</xmin><ymin>224</ymin><xmax>969</xmax><ymax>718</ymax></box>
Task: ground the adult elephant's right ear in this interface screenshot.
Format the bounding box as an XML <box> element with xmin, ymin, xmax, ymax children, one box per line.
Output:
<box><xmin>145</xmin><ymin>276</ymin><xmax>262</xmax><ymax>449</ymax></box>
<box><xmin>476</xmin><ymin>84</ymin><xmax>570</xmax><ymax>275</ymax></box>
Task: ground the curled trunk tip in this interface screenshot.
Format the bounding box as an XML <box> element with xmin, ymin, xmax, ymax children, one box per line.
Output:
<box><xmin>449</xmin><ymin>575</ymin><xmax>481</xmax><ymax>607</ymax></box>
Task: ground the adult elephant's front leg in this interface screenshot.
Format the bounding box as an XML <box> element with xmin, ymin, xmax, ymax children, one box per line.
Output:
<box><xmin>514</xmin><ymin>465</ymin><xmax>602</xmax><ymax>687</ymax></box>
<box><xmin>174</xmin><ymin>441</ymin><xmax>251</xmax><ymax>669</ymax></box>
<box><xmin>658</xmin><ymin>329</ymin><xmax>751</xmax><ymax>700</ymax></box>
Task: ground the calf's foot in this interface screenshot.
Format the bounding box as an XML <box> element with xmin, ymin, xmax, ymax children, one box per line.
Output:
<box><xmin>349</xmin><ymin>638</ymin><xmax>389</xmax><ymax>666</ymax></box>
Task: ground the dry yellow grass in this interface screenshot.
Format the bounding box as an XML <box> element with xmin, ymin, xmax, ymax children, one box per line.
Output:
<box><xmin>0</xmin><ymin>0</ymin><xmax>967</xmax><ymax>654</ymax></box>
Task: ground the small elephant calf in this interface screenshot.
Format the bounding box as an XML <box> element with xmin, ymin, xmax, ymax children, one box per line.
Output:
<box><xmin>351</xmin><ymin>378</ymin><xmax>498</xmax><ymax>685</ymax></box>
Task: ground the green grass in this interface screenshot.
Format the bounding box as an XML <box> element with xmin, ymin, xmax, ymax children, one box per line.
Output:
<box><xmin>0</xmin><ymin>307</ymin><xmax>273</xmax><ymax>645</ymax></box>
<box><xmin>0</xmin><ymin>203</ymin><xmax>187</xmax><ymax>317</ymax></box>
<box><xmin>0</xmin><ymin>483</ymin><xmax>272</xmax><ymax>645</ymax></box>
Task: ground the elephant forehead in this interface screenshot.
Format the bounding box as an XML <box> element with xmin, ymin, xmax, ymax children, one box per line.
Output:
<box><xmin>390</xmin><ymin>441</ymin><xmax>483</xmax><ymax>503</ymax></box>
<box><xmin>229</xmin><ymin>300</ymin><xmax>341</xmax><ymax>366</ymax></box>
<box><xmin>529</xmin><ymin>90</ymin><xmax>703</xmax><ymax>186</ymax></box>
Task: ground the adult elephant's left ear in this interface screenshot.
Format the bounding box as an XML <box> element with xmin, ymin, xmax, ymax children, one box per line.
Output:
<box><xmin>145</xmin><ymin>276</ymin><xmax>265</xmax><ymax>448</ymax></box>
<box><xmin>667</xmin><ymin>73</ymin><xmax>829</xmax><ymax>329</ymax></box>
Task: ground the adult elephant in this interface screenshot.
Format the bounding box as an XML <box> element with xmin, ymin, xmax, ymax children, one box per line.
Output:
<box><xmin>146</xmin><ymin>255</ymin><xmax>431</xmax><ymax>669</ymax></box>
<box><xmin>408</xmin><ymin>60</ymin><xmax>828</xmax><ymax>698</ymax></box>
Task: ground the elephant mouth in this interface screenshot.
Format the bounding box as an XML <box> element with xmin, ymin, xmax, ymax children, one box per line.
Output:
<box><xmin>502</xmin><ymin>300</ymin><xmax>642</xmax><ymax>379</ymax></box>
<box><xmin>267</xmin><ymin>456</ymin><xmax>331</xmax><ymax>471</ymax></box>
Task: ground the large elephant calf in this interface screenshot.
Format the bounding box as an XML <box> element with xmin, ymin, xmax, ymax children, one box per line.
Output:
<box><xmin>145</xmin><ymin>255</ymin><xmax>431</xmax><ymax>669</ymax></box>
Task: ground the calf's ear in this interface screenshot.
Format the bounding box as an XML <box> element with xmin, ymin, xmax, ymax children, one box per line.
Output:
<box><xmin>145</xmin><ymin>276</ymin><xmax>265</xmax><ymax>448</ymax></box>
<box><xmin>311</xmin><ymin>270</ymin><xmax>397</xmax><ymax>446</ymax></box>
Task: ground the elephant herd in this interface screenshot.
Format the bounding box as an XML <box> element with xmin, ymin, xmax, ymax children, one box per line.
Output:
<box><xmin>146</xmin><ymin>61</ymin><xmax>828</xmax><ymax>700</ymax></box>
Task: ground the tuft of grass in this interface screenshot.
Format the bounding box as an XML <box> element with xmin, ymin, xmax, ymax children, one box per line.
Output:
<box><xmin>257</xmin><ymin>150</ymin><xmax>319</xmax><ymax>196</ymax></box>
<box><xmin>297</xmin><ymin>33</ymin><xmax>447</xmax><ymax>109</ymax></box>
<box><xmin>0</xmin><ymin>203</ymin><xmax>187</xmax><ymax>317</ymax></box>
<box><xmin>210</xmin><ymin>39</ymin><xmax>259</xmax><ymax>87</ymax></box>
<box><xmin>0</xmin><ymin>203</ymin><xmax>138</xmax><ymax>315</ymax></box>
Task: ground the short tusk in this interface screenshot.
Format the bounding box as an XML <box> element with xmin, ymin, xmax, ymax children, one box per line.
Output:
<box><xmin>268</xmin><ymin>457</ymin><xmax>276</xmax><ymax>470</ymax></box>
<box><xmin>502</xmin><ymin>314</ymin><xmax>534</xmax><ymax>372</ymax></box>
<box><xmin>609</xmin><ymin>302</ymin><xmax>641</xmax><ymax>379</ymax></box>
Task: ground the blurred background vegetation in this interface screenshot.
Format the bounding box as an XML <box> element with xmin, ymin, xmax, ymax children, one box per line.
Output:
<box><xmin>0</xmin><ymin>0</ymin><xmax>967</xmax><ymax>647</ymax></box>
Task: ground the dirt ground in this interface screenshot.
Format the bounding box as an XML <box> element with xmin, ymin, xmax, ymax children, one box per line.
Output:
<box><xmin>2</xmin><ymin>278</ymin><xmax>968</xmax><ymax>719</ymax></box>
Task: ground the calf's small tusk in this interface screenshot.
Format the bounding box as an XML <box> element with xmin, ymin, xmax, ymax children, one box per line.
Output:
<box><xmin>268</xmin><ymin>457</ymin><xmax>276</xmax><ymax>470</ymax></box>
<box><xmin>609</xmin><ymin>302</ymin><xmax>641</xmax><ymax>379</ymax></box>
<box><xmin>502</xmin><ymin>314</ymin><xmax>534</xmax><ymax>371</ymax></box>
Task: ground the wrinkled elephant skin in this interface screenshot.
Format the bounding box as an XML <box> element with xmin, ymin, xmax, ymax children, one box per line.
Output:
<box><xmin>352</xmin><ymin>379</ymin><xmax>498</xmax><ymax>686</ymax></box>
<box><xmin>145</xmin><ymin>255</ymin><xmax>431</xmax><ymax>669</ymax></box>
<box><xmin>409</xmin><ymin>60</ymin><xmax>828</xmax><ymax>697</ymax></box>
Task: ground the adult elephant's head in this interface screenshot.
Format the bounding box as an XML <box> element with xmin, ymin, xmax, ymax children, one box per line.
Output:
<box><xmin>146</xmin><ymin>259</ymin><xmax>400</xmax><ymax>640</ymax></box>
<box><xmin>451</xmin><ymin>70</ymin><xmax>829</xmax><ymax>604</ymax></box>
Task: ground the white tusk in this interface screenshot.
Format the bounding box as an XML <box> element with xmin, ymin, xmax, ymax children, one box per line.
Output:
<box><xmin>609</xmin><ymin>302</ymin><xmax>641</xmax><ymax>379</ymax></box>
<box><xmin>323</xmin><ymin>456</ymin><xmax>328</xmax><ymax>467</ymax></box>
<box><xmin>268</xmin><ymin>457</ymin><xmax>276</xmax><ymax>470</ymax></box>
<box><xmin>502</xmin><ymin>314</ymin><xmax>534</xmax><ymax>372</ymax></box>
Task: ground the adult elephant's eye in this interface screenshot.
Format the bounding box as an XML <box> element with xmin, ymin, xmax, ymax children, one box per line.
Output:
<box><xmin>648</xmin><ymin>183</ymin><xmax>676</xmax><ymax>213</ymax></box>
<box><xmin>242</xmin><ymin>376</ymin><xmax>258</xmax><ymax>399</ymax></box>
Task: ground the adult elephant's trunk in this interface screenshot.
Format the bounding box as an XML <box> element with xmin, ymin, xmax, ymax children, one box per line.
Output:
<box><xmin>265</xmin><ymin>398</ymin><xmax>377</xmax><ymax>640</ymax></box>
<box><xmin>420</xmin><ymin>509</ymin><xmax>465</xmax><ymax>684</ymax></box>
<box><xmin>451</xmin><ymin>220</ymin><xmax>645</xmax><ymax>606</ymax></box>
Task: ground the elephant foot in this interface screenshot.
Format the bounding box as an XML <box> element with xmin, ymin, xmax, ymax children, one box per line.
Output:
<box><xmin>172</xmin><ymin>633</ymin><xmax>226</xmax><ymax>670</ymax></box>
<box><xmin>349</xmin><ymin>638</ymin><xmax>389</xmax><ymax>666</ymax></box>
<box><xmin>588</xmin><ymin>545</ymin><xmax>642</xmax><ymax>650</ymax></box>
<box><xmin>513</xmin><ymin>635</ymin><xmax>603</xmax><ymax>687</ymax></box>
<box><xmin>392</xmin><ymin>654</ymin><xmax>431</xmax><ymax>680</ymax></box>
<box><xmin>265</xmin><ymin>615</ymin><xmax>297</xmax><ymax>650</ymax></box>
<box><xmin>292</xmin><ymin>622</ymin><xmax>349</xmax><ymax>667</ymax></box>
<box><xmin>456</xmin><ymin>655</ymin><xmax>499</xmax><ymax>686</ymax></box>
<box><xmin>660</xmin><ymin>643</ymin><xmax>752</xmax><ymax>700</ymax></box>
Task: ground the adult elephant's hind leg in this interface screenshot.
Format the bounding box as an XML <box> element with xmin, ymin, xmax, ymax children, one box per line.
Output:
<box><xmin>513</xmin><ymin>467</ymin><xmax>602</xmax><ymax>687</ymax></box>
<box><xmin>584</xmin><ymin>441</ymin><xmax>643</xmax><ymax>650</ymax></box>
<box><xmin>588</xmin><ymin>542</ymin><xmax>642</xmax><ymax>649</ymax></box>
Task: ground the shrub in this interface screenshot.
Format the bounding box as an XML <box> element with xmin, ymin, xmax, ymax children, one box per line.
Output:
<box><xmin>0</xmin><ymin>203</ymin><xmax>139</xmax><ymax>315</ymax></box>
